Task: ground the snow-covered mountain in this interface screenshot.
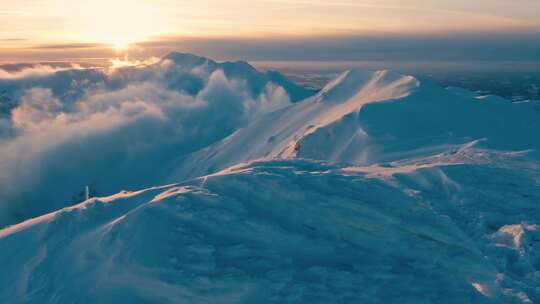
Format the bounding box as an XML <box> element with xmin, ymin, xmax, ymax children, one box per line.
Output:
<box><xmin>0</xmin><ymin>54</ymin><xmax>539</xmax><ymax>303</ymax></box>
<box><xmin>170</xmin><ymin>69</ymin><xmax>540</xmax><ymax>181</ymax></box>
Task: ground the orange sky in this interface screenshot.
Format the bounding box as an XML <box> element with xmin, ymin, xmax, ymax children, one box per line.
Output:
<box><xmin>1</xmin><ymin>0</ymin><xmax>539</xmax><ymax>62</ymax></box>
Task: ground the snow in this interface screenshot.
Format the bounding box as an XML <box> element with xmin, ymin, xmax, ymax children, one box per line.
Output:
<box><xmin>0</xmin><ymin>160</ymin><xmax>503</xmax><ymax>303</ymax></box>
<box><xmin>168</xmin><ymin>67</ymin><xmax>539</xmax><ymax>182</ymax></box>
<box><xmin>0</xmin><ymin>53</ymin><xmax>539</xmax><ymax>303</ymax></box>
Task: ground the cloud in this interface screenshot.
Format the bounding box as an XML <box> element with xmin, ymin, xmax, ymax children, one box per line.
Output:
<box><xmin>138</xmin><ymin>32</ymin><xmax>540</xmax><ymax>61</ymax></box>
<box><xmin>0</xmin><ymin>10</ymin><xmax>25</xmax><ymax>16</ymax></box>
<box><xmin>0</xmin><ymin>38</ymin><xmax>28</xmax><ymax>42</ymax></box>
<box><xmin>11</xmin><ymin>88</ymin><xmax>64</xmax><ymax>131</ymax></box>
<box><xmin>2</xmin><ymin>30</ymin><xmax>539</xmax><ymax>64</ymax></box>
<box><xmin>108</xmin><ymin>57</ymin><xmax>161</xmax><ymax>69</ymax></box>
<box><xmin>30</xmin><ymin>43</ymin><xmax>107</xmax><ymax>50</ymax></box>
<box><xmin>0</xmin><ymin>55</ymin><xmax>293</xmax><ymax>226</ymax></box>
<box><xmin>0</xmin><ymin>64</ymin><xmax>86</xmax><ymax>80</ymax></box>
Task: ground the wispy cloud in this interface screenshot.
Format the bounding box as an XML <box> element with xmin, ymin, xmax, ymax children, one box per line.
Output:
<box><xmin>0</xmin><ymin>38</ymin><xmax>28</xmax><ymax>42</ymax></box>
<box><xmin>30</xmin><ymin>43</ymin><xmax>108</xmax><ymax>50</ymax></box>
<box><xmin>0</xmin><ymin>10</ymin><xmax>26</xmax><ymax>16</ymax></box>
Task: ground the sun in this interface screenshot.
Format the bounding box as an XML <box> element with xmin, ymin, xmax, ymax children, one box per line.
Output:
<box><xmin>64</xmin><ymin>0</ymin><xmax>164</xmax><ymax>52</ymax></box>
<box><xmin>113</xmin><ymin>41</ymin><xmax>130</xmax><ymax>51</ymax></box>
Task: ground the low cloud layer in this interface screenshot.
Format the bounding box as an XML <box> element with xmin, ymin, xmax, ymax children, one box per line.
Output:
<box><xmin>2</xmin><ymin>32</ymin><xmax>540</xmax><ymax>64</ymax></box>
<box><xmin>0</xmin><ymin>54</ymin><xmax>296</xmax><ymax>226</ymax></box>
<box><xmin>0</xmin><ymin>64</ymin><xmax>86</xmax><ymax>80</ymax></box>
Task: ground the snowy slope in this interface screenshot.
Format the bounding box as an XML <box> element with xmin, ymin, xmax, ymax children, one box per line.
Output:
<box><xmin>169</xmin><ymin>69</ymin><xmax>540</xmax><ymax>181</ymax></box>
<box><xmin>1</xmin><ymin>157</ymin><xmax>538</xmax><ymax>303</ymax></box>
<box><xmin>1</xmin><ymin>55</ymin><xmax>539</xmax><ymax>303</ymax></box>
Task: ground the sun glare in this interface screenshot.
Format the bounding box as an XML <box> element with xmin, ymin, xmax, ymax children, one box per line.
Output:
<box><xmin>114</xmin><ymin>41</ymin><xmax>129</xmax><ymax>51</ymax></box>
<box><xmin>59</xmin><ymin>0</ymin><xmax>164</xmax><ymax>51</ymax></box>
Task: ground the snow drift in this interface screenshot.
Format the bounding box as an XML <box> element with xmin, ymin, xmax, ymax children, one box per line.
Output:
<box><xmin>0</xmin><ymin>53</ymin><xmax>539</xmax><ymax>303</ymax></box>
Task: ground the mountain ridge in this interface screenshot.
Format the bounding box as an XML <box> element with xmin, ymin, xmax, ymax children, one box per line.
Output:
<box><xmin>0</xmin><ymin>53</ymin><xmax>539</xmax><ymax>303</ymax></box>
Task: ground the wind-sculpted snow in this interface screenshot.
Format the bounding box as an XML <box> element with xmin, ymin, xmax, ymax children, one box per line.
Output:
<box><xmin>0</xmin><ymin>158</ymin><xmax>538</xmax><ymax>303</ymax></box>
<box><xmin>0</xmin><ymin>54</ymin><xmax>539</xmax><ymax>303</ymax></box>
<box><xmin>0</xmin><ymin>53</ymin><xmax>313</xmax><ymax>226</ymax></box>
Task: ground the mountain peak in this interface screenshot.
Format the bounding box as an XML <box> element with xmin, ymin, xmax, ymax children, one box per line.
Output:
<box><xmin>317</xmin><ymin>69</ymin><xmax>420</xmax><ymax>104</ymax></box>
<box><xmin>162</xmin><ymin>52</ymin><xmax>216</xmax><ymax>68</ymax></box>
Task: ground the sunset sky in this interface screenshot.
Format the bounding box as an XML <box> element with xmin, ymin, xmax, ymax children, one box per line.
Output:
<box><xmin>1</xmin><ymin>0</ymin><xmax>540</xmax><ymax>62</ymax></box>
